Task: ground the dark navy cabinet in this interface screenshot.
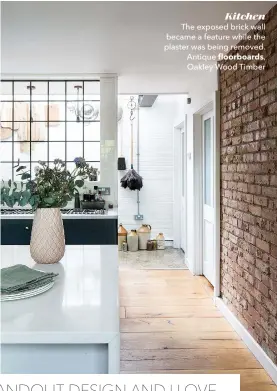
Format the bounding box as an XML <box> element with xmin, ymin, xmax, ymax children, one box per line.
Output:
<box><xmin>1</xmin><ymin>219</ymin><xmax>33</xmax><ymax>245</ymax></box>
<box><xmin>63</xmin><ymin>219</ymin><xmax>118</xmax><ymax>245</ymax></box>
<box><xmin>1</xmin><ymin>218</ymin><xmax>118</xmax><ymax>245</ymax></box>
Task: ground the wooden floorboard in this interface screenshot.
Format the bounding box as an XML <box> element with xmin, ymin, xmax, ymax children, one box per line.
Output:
<box><xmin>119</xmin><ymin>267</ymin><xmax>277</xmax><ymax>390</ymax></box>
<box><xmin>121</xmin><ymin>317</ymin><xmax>233</xmax><ymax>332</ymax></box>
<box><xmin>121</xmin><ymin>331</ymin><xmax>244</xmax><ymax>349</ymax></box>
<box><xmin>120</xmin><ymin>296</ymin><xmax>213</xmax><ymax>306</ymax></box>
<box><xmin>120</xmin><ymin>348</ymin><xmax>262</xmax><ymax>371</ymax></box>
<box><xmin>125</xmin><ymin>305</ymin><xmax>223</xmax><ymax>318</ymax></box>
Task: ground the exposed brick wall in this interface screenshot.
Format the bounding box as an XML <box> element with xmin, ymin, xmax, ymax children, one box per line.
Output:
<box><xmin>220</xmin><ymin>5</ymin><xmax>277</xmax><ymax>364</ymax></box>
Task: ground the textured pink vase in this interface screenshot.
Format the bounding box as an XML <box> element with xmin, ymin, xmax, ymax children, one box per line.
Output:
<box><xmin>30</xmin><ymin>208</ymin><xmax>65</xmax><ymax>264</ymax></box>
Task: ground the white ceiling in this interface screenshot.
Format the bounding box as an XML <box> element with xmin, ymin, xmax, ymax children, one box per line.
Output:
<box><xmin>1</xmin><ymin>1</ymin><xmax>276</xmax><ymax>93</ymax></box>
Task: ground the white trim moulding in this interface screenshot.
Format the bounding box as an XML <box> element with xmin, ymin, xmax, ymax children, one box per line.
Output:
<box><xmin>215</xmin><ymin>297</ymin><xmax>277</xmax><ymax>385</ymax></box>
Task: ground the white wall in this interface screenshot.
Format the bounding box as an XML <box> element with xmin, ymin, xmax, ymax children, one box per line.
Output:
<box><xmin>118</xmin><ymin>94</ymin><xmax>186</xmax><ymax>240</ymax></box>
<box><xmin>99</xmin><ymin>77</ymin><xmax>118</xmax><ymax>206</ymax></box>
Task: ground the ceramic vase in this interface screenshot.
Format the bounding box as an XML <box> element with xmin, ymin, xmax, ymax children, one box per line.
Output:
<box><xmin>30</xmin><ymin>208</ymin><xmax>65</xmax><ymax>264</ymax></box>
<box><xmin>127</xmin><ymin>230</ymin><xmax>139</xmax><ymax>252</ymax></box>
<box><xmin>138</xmin><ymin>224</ymin><xmax>152</xmax><ymax>250</ymax></box>
<box><xmin>118</xmin><ymin>223</ymin><xmax>127</xmax><ymax>251</ymax></box>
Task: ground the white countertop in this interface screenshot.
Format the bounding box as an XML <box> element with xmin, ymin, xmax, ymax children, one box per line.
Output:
<box><xmin>1</xmin><ymin>208</ymin><xmax>118</xmax><ymax>219</ymax></box>
<box><xmin>1</xmin><ymin>245</ymin><xmax>119</xmax><ymax>344</ymax></box>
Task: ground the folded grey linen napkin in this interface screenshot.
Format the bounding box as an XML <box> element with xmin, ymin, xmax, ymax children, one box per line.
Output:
<box><xmin>1</xmin><ymin>264</ymin><xmax>58</xmax><ymax>294</ymax></box>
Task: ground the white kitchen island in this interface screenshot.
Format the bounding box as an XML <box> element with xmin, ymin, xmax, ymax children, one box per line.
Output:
<box><xmin>0</xmin><ymin>245</ymin><xmax>120</xmax><ymax>374</ymax></box>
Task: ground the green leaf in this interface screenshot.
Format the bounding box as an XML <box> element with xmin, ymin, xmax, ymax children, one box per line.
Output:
<box><xmin>12</xmin><ymin>191</ymin><xmax>21</xmax><ymax>202</ymax></box>
<box><xmin>8</xmin><ymin>179</ymin><xmax>12</xmax><ymax>188</ymax></box>
<box><xmin>5</xmin><ymin>195</ymin><xmax>15</xmax><ymax>208</ymax></box>
<box><xmin>16</xmin><ymin>165</ymin><xmax>27</xmax><ymax>172</ymax></box>
<box><xmin>16</xmin><ymin>190</ymin><xmax>31</xmax><ymax>207</ymax></box>
<box><xmin>19</xmin><ymin>197</ymin><xmax>29</xmax><ymax>207</ymax></box>
<box><xmin>22</xmin><ymin>190</ymin><xmax>31</xmax><ymax>199</ymax></box>
<box><xmin>13</xmin><ymin>182</ymin><xmax>18</xmax><ymax>190</ymax></box>
<box><xmin>21</xmin><ymin>172</ymin><xmax>31</xmax><ymax>180</ymax></box>
<box><xmin>75</xmin><ymin>179</ymin><xmax>84</xmax><ymax>188</ymax></box>
<box><xmin>29</xmin><ymin>195</ymin><xmax>35</xmax><ymax>206</ymax></box>
<box><xmin>44</xmin><ymin>197</ymin><xmax>55</xmax><ymax>205</ymax></box>
<box><xmin>1</xmin><ymin>186</ymin><xmax>8</xmax><ymax>194</ymax></box>
<box><xmin>1</xmin><ymin>194</ymin><xmax>7</xmax><ymax>204</ymax></box>
<box><xmin>29</xmin><ymin>195</ymin><xmax>39</xmax><ymax>209</ymax></box>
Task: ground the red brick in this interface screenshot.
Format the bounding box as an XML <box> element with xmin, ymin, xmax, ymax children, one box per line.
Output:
<box><xmin>237</xmin><ymin>182</ymin><xmax>248</xmax><ymax>193</ymax></box>
<box><xmin>254</xmin><ymin>152</ymin><xmax>268</xmax><ymax>162</ymax></box>
<box><xmin>255</xmin><ymin>280</ymin><xmax>269</xmax><ymax>297</ymax></box>
<box><xmin>243</xmin><ymin>174</ymin><xmax>254</xmax><ymax>184</ymax></box>
<box><xmin>256</xmin><ymin>238</ymin><xmax>270</xmax><ymax>254</ymax></box>
<box><xmin>264</xmin><ymin>253</ymin><xmax>277</xmax><ymax>271</ymax></box>
<box><xmin>260</xmin><ymin>67</ymin><xmax>275</xmax><ymax>83</ymax></box>
<box><xmin>242</xmin><ymin>212</ymin><xmax>256</xmax><ymax>225</ymax></box>
<box><xmin>261</xmin><ymin>139</ymin><xmax>277</xmax><ymax>151</ymax></box>
<box><xmin>260</xmin><ymin>95</ymin><xmax>269</xmax><ymax>106</ymax></box>
<box><xmin>268</xmin><ymin>77</ymin><xmax>277</xmax><ymax>91</ymax></box>
<box><xmin>247</xmin><ymin>77</ymin><xmax>260</xmax><ymax>91</ymax></box>
<box><xmin>270</xmin><ymin>175</ymin><xmax>277</xmax><ymax>186</ymax></box>
<box><xmin>242</xmin><ymin>133</ymin><xmax>254</xmax><ymax>143</ymax></box>
<box><xmin>268</xmin><ymin>102</ymin><xmax>277</xmax><ymax>115</ymax></box>
<box><xmin>268</xmin><ymin>128</ymin><xmax>277</xmax><ymax>138</ymax></box>
<box><xmin>256</xmin><ymin>258</ymin><xmax>270</xmax><ymax>275</ymax></box>
<box><xmin>249</xmin><ymin>204</ymin><xmax>262</xmax><ymax>217</ymax></box>
<box><xmin>248</xmin><ymin>98</ymin><xmax>260</xmax><ymax>112</ymax></box>
<box><xmin>262</xmin><ymin>295</ymin><xmax>277</xmax><ymax>316</ymax></box>
<box><xmin>231</xmin><ymin>136</ymin><xmax>242</xmax><ymax>145</ymax></box>
<box><xmin>254</xmin><ymin>130</ymin><xmax>267</xmax><ymax>140</ymax></box>
<box><xmin>254</xmin><ymin>195</ymin><xmax>268</xmax><ymax>207</ymax></box>
<box><xmin>254</xmin><ymin>175</ymin><xmax>270</xmax><ymax>185</ymax></box>
<box><xmin>238</xmin><ymin>142</ymin><xmax>260</xmax><ymax>154</ymax></box>
<box><xmin>262</xmin><ymin>187</ymin><xmax>277</xmax><ymax>198</ymax></box>
<box><xmin>261</xmin><ymin>317</ymin><xmax>277</xmax><ymax>340</ymax></box>
<box><xmin>260</xmin><ymin>116</ymin><xmax>276</xmax><ymax>129</ymax></box>
<box><xmin>271</xmin><ymin>245</ymin><xmax>277</xmax><ymax>258</ymax></box>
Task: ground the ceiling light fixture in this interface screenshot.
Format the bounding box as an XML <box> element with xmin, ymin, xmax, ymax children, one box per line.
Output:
<box><xmin>67</xmin><ymin>85</ymin><xmax>99</xmax><ymax>124</ymax></box>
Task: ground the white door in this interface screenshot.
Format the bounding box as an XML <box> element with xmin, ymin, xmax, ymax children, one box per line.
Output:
<box><xmin>202</xmin><ymin>111</ymin><xmax>215</xmax><ymax>285</ymax></box>
<box><xmin>180</xmin><ymin>128</ymin><xmax>187</xmax><ymax>252</ymax></box>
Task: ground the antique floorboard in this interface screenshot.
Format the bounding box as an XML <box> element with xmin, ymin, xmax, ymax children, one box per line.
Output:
<box><xmin>120</xmin><ymin>268</ymin><xmax>277</xmax><ymax>391</ymax></box>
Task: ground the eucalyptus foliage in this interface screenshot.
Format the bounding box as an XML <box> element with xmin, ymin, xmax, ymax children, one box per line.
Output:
<box><xmin>1</xmin><ymin>158</ymin><xmax>98</xmax><ymax>209</ymax></box>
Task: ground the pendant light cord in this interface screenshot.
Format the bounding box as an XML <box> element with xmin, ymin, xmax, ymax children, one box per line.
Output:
<box><xmin>128</xmin><ymin>96</ymin><xmax>136</xmax><ymax>170</ymax></box>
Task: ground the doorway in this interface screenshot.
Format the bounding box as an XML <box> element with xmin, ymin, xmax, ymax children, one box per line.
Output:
<box><xmin>202</xmin><ymin>111</ymin><xmax>215</xmax><ymax>286</ymax></box>
<box><xmin>180</xmin><ymin>126</ymin><xmax>187</xmax><ymax>253</ymax></box>
<box><xmin>173</xmin><ymin>120</ymin><xmax>187</xmax><ymax>258</ymax></box>
<box><xmin>192</xmin><ymin>96</ymin><xmax>220</xmax><ymax>292</ymax></box>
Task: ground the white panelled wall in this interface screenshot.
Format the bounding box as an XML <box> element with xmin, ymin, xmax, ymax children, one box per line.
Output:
<box><xmin>118</xmin><ymin>95</ymin><xmax>186</xmax><ymax>240</ymax></box>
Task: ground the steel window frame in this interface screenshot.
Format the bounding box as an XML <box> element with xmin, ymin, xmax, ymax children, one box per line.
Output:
<box><xmin>1</xmin><ymin>79</ymin><xmax>101</xmax><ymax>180</ymax></box>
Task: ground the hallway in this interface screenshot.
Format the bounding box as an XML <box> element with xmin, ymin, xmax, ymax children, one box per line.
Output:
<box><xmin>120</xmin><ymin>268</ymin><xmax>277</xmax><ymax>390</ymax></box>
